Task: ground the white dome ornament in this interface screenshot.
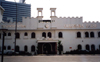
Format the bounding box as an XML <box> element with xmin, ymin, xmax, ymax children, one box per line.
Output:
<box><xmin>45</xmin><ymin>24</ymin><xmax>49</xmax><ymax>28</ymax></box>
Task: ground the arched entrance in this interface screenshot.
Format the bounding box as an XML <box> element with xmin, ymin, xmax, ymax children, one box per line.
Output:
<box><xmin>42</xmin><ymin>43</ymin><xmax>52</xmax><ymax>54</ymax></box>
<box><xmin>91</xmin><ymin>44</ymin><xmax>95</xmax><ymax>51</ymax></box>
<box><xmin>77</xmin><ymin>44</ymin><xmax>82</xmax><ymax>50</ymax></box>
<box><xmin>15</xmin><ymin>46</ymin><xmax>19</xmax><ymax>52</ymax></box>
<box><xmin>38</xmin><ymin>42</ymin><xmax>57</xmax><ymax>54</ymax></box>
<box><xmin>86</xmin><ymin>44</ymin><xmax>90</xmax><ymax>51</ymax></box>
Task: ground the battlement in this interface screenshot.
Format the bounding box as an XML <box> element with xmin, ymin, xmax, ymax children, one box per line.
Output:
<box><xmin>1</xmin><ymin>16</ymin><xmax>100</xmax><ymax>25</ymax></box>
<box><xmin>58</xmin><ymin>17</ymin><xmax>82</xmax><ymax>19</ymax></box>
<box><xmin>83</xmin><ymin>21</ymin><xmax>100</xmax><ymax>23</ymax></box>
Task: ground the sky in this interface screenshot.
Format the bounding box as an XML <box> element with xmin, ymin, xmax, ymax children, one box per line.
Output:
<box><xmin>6</xmin><ymin>0</ymin><xmax>100</xmax><ymax>22</ymax></box>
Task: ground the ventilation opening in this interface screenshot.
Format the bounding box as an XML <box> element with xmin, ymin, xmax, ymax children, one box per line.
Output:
<box><xmin>39</xmin><ymin>12</ymin><xmax>42</xmax><ymax>16</ymax></box>
<box><xmin>52</xmin><ymin>12</ymin><xmax>55</xmax><ymax>16</ymax></box>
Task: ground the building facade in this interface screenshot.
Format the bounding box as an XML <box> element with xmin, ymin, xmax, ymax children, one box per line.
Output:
<box><xmin>0</xmin><ymin>0</ymin><xmax>31</xmax><ymax>22</ymax></box>
<box><xmin>0</xmin><ymin>8</ymin><xmax>100</xmax><ymax>54</ymax></box>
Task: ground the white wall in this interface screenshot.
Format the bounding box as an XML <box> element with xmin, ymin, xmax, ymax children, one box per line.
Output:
<box><xmin>0</xmin><ymin>29</ymin><xmax>100</xmax><ymax>53</ymax></box>
<box><xmin>0</xmin><ymin>14</ymin><xmax>100</xmax><ymax>53</ymax></box>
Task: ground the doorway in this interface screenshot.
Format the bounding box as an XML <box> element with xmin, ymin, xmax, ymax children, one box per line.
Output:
<box><xmin>43</xmin><ymin>43</ymin><xmax>52</xmax><ymax>54</ymax></box>
<box><xmin>38</xmin><ymin>42</ymin><xmax>57</xmax><ymax>54</ymax></box>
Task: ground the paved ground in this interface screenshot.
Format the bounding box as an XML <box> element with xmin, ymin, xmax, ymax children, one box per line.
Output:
<box><xmin>0</xmin><ymin>55</ymin><xmax>100</xmax><ymax>62</ymax></box>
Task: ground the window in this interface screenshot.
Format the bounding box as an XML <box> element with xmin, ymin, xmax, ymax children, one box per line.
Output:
<box><xmin>98</xmin><ymin>32</ymin><xmax>100</xmax><ymax>37</ymax></box>
<box><xmin>85</xmin><ymin>44</ymin><xmax>90</xmax><ymax>50</ymax></box>
<box><xmin>16</xmin><ymin>32</ymin><xmax>20</xmax><ymax>39</ymax></box>
<box><xmin>48</xmin><ymin>32</ymin><xmax>52</xmax><ymax>38</ymax></box>
<box><xmin>15</xmin><ymin>46</ymin><xmax>19</xmax><ymax>52</ymax></box>
<box><xmin>4</xmin><ymin>46</ymin><xmax>6</xmax><ymax>50</ymax></box>
<box><xmin>8</xmin><ymin>46</ymin><xmax>11</xmax><ymax>50</ymax></box>
<box><xmin>31</xmin><ymin>32</ymin><xmax>35</xmax><ymax>38</ymax></box>
<box><xmin>58</xmin><ymin>32</ymin><xmax>63</xmax><ymax>38</ymax></box>
<box><xmin>91</xmin><ymin>44</ymin><xmax>95</xmax><ymax>51</ymax></box>
<box><xmin>77</xmin><ymin>44</ymin><xmax>82</xmax><ymax>50</ymax></box>
<box><xmin>24</xmin><ymin>45</ymin><xmax>28</xmax><ymax>52</ymax></box>
<box><xmin>0</xmin><ymin>33</ymin><xmax>1</xmax><ymax>39</ymax></box>
<box><xmin>77</xmin><ymin>32</ymin><xmax>81</xmax><ymax>38</ymax></box>
<box><xmin>42</xmin><ymin>32</ymin><xmax>46</xmax><ymax>38</ymax></box>
<box><xmin>90</xmin><ymin>32</ymin><xmax>94</xmax><ymax>38</ymax></box>
<box><xmin>31</xmin><ymin>45</ymin><xmax>35</xmax><ymax>52</ymax></box>
<box><xmin>24</xmin><ymin>32</ymin><xmax>28</xmax><ymax>36</ymax></box>
<box><xmin>8</xmin><ymin>32</ymin><xmax>11</xmax><ymax>36</ymax></box>
<box><xmin>85</xmin><ymin>32</ymin><xmax>89</xmax><ymax>38</ymax></box>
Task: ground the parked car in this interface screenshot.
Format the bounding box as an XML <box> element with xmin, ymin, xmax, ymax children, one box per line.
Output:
<box><xmin>6</xmin><ymin>51</ymin><xmax>13</xmax><ymax>55</ymax></box>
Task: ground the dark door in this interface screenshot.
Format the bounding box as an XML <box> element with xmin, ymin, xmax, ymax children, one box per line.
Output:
<box><xmin>91</xmin><ymin>45</ymin><xmax>95</xmax><ymax>51</ymax></box>
<box><xmin>43</xmin><ymin>43</ymin><xmax>51</xmax><ymax>54</ymax></box>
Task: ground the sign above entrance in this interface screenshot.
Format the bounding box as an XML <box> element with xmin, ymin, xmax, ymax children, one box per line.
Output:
<box><xmin>37</xmin><ymin>40</ymin><xmax>58</xmax><ymax>43</ymax></box>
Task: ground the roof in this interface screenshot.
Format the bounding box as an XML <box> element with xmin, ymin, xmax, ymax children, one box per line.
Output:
<box><xmin>0</xmin><ymin>5</ymin><xmax>5</xmax><ymax>11</ymax></box>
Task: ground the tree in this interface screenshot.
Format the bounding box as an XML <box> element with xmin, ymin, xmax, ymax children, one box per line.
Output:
<box><xmin>58</xmin><ymin>40</ymin><xmax>63</xmax><ymax>55</ymax></box>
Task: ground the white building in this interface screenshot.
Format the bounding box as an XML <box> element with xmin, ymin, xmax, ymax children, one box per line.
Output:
<box><xmin>0</xmin><ymin>8</ymin><xmax>100</xmax><ymax>54</ymax></box>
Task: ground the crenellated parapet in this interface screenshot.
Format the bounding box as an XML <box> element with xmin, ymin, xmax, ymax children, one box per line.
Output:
<box><xmin>0</xmin><ymin>8</ymin><xmax>100</xmax><ymax>30</ymax></box>
<box><xmin>84</xmin><ymin>21</ymin><xmax>100</xmax><ymax>23</ymax></box>
<box><xmin>58</xmin><ymin>17</ymin><xmax>82</xmax><ymax>19</ymax></box>
<box><xmin>1</xmin><ymin>16</ymin><xmax>100</xmax><ymax>30</ymax></box>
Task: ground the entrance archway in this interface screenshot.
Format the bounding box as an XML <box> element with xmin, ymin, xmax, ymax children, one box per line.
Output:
<box><xmin>15</xmin><ymin>46</ymin><xmax>19</xmax><ymax>52</ymax></box>
<box><xmin>42</xmin><ymin>43</ymin><xmax>52</xmax><ymax>54</ymax></box>
<box><xmin>91</xmin><ymin>44</ymin><xmax>95</xmax><ymax>51</ymax></box>
<box><xmin>77</xmin><ymin>44</ymin><xmax>82</xmax><ymax>50</ymax></box>
<box><xmin>86</xmin><ymin>44</ymin><xmax>90</xmax><ymax>51</ymax></box>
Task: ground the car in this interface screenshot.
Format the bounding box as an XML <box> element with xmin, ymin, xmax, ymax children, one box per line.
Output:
<box><xmin>7</xmin><ymin>51</ymin><xmax>13</xmax><ymax>55</ymax></box>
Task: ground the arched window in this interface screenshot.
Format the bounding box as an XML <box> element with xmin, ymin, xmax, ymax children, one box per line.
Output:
<box><xmin>98</xmin><ymin>32</ymin><xmax>100</xmax><ymax>37</ymax></box>
<box><xmin>48</xmin><ymin>32</ymin><xmax>52</xmax><ymax>38</ymax></box>
<box><xmin>42</xmin><ymin>32</ymin><xmax>46</xmax><ymax>38</ymax></box>
<box><xmin>0</xmin><ymin>33</ymin><xmax>1</xmax><ymax>39</ymax></box>
<box><xmin>8</xmin><ymin>46</ymin><xmax>11</xmax><ymax>50</ymax></box>
<box><xmin>85</xmin><ymin>44</ymin><xmax>90</xmax><ymax>50</ymax></box>
<box><xmin>8</xmin><ymin>32</ymin><xmax>11</xmax><ymax>36</ymax></box>
<box><xmin>24</xmin><ymin>32</ymin><xmax>28</xmax><ymax>36</ymax></box>
<box><xmin>85</xmin><ymin>32</ymin><xmax>89</xmax><ymax>38</ymax></box>
<box><xmin>90</xmin><ymin>32</ymin><xmax>94</xmax><ymax>38</ymax></box>
<box><xmin>77</xmin><ymin>32</ymin><xmax>81</xmax><ymax>38</ymax></box>
<box><xmin>77</xmin><ymin>44</ymin><xmax>82</xmax><ymax>50</ymax></box>
<box><xmin>24</xmin><ymin>45</ymin><xmax>28</xmax><ymax>52</ymax></box>
<box><xmin>91</xmin><ymin>44</ymin><xmax>95</xmax><ymax>51</ymax></box>
<box><xmin>15</xmin><ymin>46</ymin><xmax>20</xmax><ymax>52</ymax></box>
<box><xmin>31</xmin><ymin>32</ymin><xmax>35</xmax><ymax>38</ymax></box>
<box><xmin>4</xmin><ymin>46</ymin><xmax>6</xmax><ymax>50</ymax></box>
<box><xmin>58</xmin><ymin>32</ymin><xmax>63</xmax><ymax>38</ymax></box>
<box><xmin>16</xmin><ymin>32</ymin><xmax>20</xmax><ymax>39</ymax></box>
<box><xmin>31</xmin><ymin>45</ymin><xmax>35</xmax><ymax>52</ymax></box>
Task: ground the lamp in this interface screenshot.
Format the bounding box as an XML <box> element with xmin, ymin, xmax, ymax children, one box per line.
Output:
<box><xmin>0</xmin><ymin>26</ymin><xmax>8</xmax><ymax>62</ymax></box>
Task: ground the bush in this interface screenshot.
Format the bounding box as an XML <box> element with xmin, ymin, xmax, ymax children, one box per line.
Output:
<box><xmin>65</xmin><ymin>49</ymin><xmax>100</xmax><ymax>54</ymax></box>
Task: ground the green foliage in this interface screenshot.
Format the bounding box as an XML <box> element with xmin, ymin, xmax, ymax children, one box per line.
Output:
<box><xmin>58</xmin><ymin>40</ymin><xmax>61</xmax><ymax>45</ymax></box>
<box><xmin>58</xmin><ymin>40</ymin><xmax>63</xmax><ymax>51</ymax></box>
